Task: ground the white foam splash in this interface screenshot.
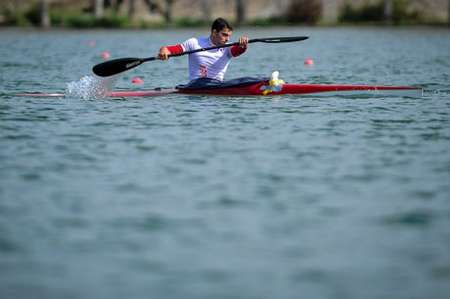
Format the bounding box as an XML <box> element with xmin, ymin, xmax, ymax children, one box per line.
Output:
<box><xmin>65</xmin><ymin>75</ymin><xmax>118</xmax><ymax>99</ymax></box>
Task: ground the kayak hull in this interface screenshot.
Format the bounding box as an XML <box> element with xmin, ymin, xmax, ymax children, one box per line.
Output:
<box><xmin>16</xmin><ymin>82</ymin><xmax>423</xmax><ymax>98</ymax></box>
<box><xmin>176</xmin><ymin>82</ymin><xmax>422</xmax><ymax>97</ymax></box>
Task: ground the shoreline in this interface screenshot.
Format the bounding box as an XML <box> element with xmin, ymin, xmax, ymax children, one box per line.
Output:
<box><xmin>1</xmin><ymin>22</ymin><xmax>449</xmax><ymax>31</ymax></box>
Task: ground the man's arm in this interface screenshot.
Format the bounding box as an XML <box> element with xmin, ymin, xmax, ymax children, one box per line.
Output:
<box><xmin>230</xmin><ymin>35</ymin><xmax>249</xmax><ymax>57</ymax></box>
<box><xmin>158</xmin><ymin>44</ymin><xmax>184</xmax><ymax>60</ymax></box>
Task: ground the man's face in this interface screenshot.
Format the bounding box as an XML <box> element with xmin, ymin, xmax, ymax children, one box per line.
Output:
<box><xmin>211</xmin><ymin>28</ymin><xmax>232</xmax><ymax>45</ymax></box>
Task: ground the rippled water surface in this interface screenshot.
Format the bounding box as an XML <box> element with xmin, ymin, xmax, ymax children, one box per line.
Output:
<box><xmin>1</xmin><ymin>27</ymin><xmax>450</xmax><ymax>299</ymax></box>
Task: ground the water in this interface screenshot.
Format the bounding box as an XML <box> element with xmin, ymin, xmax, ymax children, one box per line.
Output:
<box><xmin>1</xmin><ymin>27</ymin><xmax>450</xmax><ymax>299</ymax></box>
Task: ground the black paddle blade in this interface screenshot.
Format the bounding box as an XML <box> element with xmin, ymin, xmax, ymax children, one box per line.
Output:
<box><xmin>253</xmin><ymin>36</ymin><xmax>309</xmax><ymax>43</ymax></box>
<box><xmin>92</xmin><ymin>57</ymin><xmax>143</xmax><ymax>77</ymax></box>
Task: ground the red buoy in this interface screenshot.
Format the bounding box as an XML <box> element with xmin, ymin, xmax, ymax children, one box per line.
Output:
<box><xmin>101</xmin><ymin>51</ymin><xmax>111</xmax><ymax>60</ymax></box>
<box><xmin>131</xmin><ymin>77</ymin><xmax>144</xmax><ymax>85</ymax></box>
<box><xmin>304</xmin><ymin>58</ymin><xmax>314</xmax><ymax>66</ymax></box>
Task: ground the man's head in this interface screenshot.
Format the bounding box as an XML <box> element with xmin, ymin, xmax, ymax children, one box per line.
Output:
<box><xmin>210</xmin><ymin>18</ymin><xmax>233</xmax><ymax>46</ymax></box>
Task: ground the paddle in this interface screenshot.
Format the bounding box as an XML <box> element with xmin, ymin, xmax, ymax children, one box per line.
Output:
<box><xmin>92</xmin><ymin>36</ymin><xmax>309</xmax><ymax>77</ymax></box>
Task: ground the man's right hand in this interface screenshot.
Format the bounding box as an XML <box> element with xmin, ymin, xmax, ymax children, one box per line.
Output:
<box><xmin>158</xmin><ymin>47</ymin><xmax>171</xmax><ymax>60</ymax></box>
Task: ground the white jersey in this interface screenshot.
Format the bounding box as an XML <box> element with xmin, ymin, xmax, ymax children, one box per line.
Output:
<box><xmin>181</xmin><ymin>36</ymin><xmax>233</xmax><ymax>82</ymax></box>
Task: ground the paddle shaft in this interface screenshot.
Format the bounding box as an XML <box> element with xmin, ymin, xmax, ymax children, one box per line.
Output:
<box><xmin>143</xmin><ymin>36</ymin><xmax>309</xmax><ymax>62</ymax></box>
<box><xmin>92</xmin><ymin>36</ymin><xmax>308</xmax><ymax>77</ymax></box>
<box><xmin>142</xmin><ymin>41</ymin><xmax>242</xmax><ymax>62</ymax></box>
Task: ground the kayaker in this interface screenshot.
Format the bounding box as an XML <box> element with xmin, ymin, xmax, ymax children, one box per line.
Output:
<box><xmin>158</xmin><ymin>17</ymin><xmax>248</xmax><ymax>83</ymax></box>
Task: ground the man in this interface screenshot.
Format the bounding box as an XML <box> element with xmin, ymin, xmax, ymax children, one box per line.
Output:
<box><xmin>158</xmin><ymin>18</ymin><xmax>249</xmax><ymax>84</ymax></box>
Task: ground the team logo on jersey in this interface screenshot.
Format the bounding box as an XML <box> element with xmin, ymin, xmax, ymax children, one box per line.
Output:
<box><xmin>200</xmin><ymin>65</ymin><xmax>208</xmax><ymax>77</ymax></box>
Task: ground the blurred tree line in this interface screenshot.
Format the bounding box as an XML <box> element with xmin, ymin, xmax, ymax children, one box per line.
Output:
<box><xmin>339</xmin><ymin>0</ymin><xmax>444</xmax><ymax>24</ymax></box>
<box><xmin>0</xmin><ymin>0</ymin><xmax>249</xmax><ymax>27</ymax></box>
<box><xmin>1</xmin><ymin>0</ymin><xmax>449</xmax><ymax>28</ymax></box>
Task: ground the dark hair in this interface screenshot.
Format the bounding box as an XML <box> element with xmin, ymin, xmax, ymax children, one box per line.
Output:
<box><xmin>211</xmin><ymin>18</ymin><xmax>233</xmax><ymax>32</ymax></box>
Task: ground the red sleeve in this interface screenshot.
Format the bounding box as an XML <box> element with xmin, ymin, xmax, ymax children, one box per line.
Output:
<box><xmin>230</xmin><ymin>45</ymin><xmax>247</xmax><ymax>57</ymax></box>
<box><xmin>166</xmin><ymin>44</ymin><xmax>184</xmax><ymax>55</ymax></box>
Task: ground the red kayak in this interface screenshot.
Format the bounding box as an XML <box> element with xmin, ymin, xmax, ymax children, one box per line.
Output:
<box><xmin>16</xmin><ymin>80</ymin><xmax>422</xmax><ymax>98</ymax></box>
<box><xmin>110</xmin><ymin>80</ymin><xmax>422</xmax><ymax>97</ymax></box>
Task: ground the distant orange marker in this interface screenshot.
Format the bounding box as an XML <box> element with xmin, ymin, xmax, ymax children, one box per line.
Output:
<box><xmin>101</xmin><ymin>51</ymin><xmax>111</xmax><ymax>60</ymax></box>
<box><xmin>131</xmin><ymin>77</ymin><xmax>144</xmax><ymax>85</ymax></box>
<box><xmin>304</xmin><ymin>58</ymin><xmax>314</xmax><ymax>65</ymax></box>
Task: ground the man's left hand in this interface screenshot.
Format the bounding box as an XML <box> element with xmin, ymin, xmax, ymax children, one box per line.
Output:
<box><xmin>238</xmin><ymin>36</ymin><xmax>249</xmax><ymax>48</ymax></box>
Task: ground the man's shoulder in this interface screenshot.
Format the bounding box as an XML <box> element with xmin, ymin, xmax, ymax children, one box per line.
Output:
<box><xmin>186</xmin><ymin>36</ymin><xmax>209</xmax><ymax>44</ymax></box>
<box><xmin>183</xmin><ymin>36</ymin><xmax>209</xmax><ymax>49</ymax></box>
<box><xmin>197</xmin><ymin>36</ymin><xmax>210</xmax><ymax>43</ymax></box>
